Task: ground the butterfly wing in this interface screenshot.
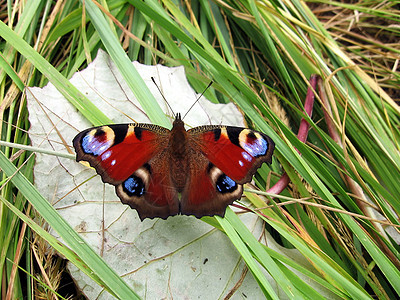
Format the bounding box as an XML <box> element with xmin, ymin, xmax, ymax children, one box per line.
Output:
<box><xmin>73</xmin><ymin>121</ymin><xmax>274</xmax><ymax>220</ymax></box>
<box><xmin>180</xmin><ymin>150</ymin><xmax>243</xmax><ymax>218</ymax></box>
<box><xmin>115</xmin><ymin>154</ymin><xmax>180</xmax><ymax>220</ymax></box>
<box><xmin>188</xmin><ymin>125</ymin><xmax>275</xmax><ymax>183</ymax></box>
<box><xmin>73</xmin><ymin>123</ymin><xmax>179</xmax><ymax>220</ymax></box>
<box><xmin>179</xmin><ymin>125</ymin><xmax>274</xmax><ymax>218</ymax></box>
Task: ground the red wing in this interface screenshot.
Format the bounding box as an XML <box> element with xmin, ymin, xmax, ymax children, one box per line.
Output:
<box><xmin>180</xmin><ymin>152</ymin><xmax>243</xmax><ymax>218</ymax></box>
<box><xmin>73</xmin><ymin>123</ymin><xmax>179</xmax><ymax>220</ymax></box>
<box><xmin>188</xmin><ymin>126</ymin><xmax>274</xmax><ymax>184</ymax></box>
<box><xmin>73</xmin><ymin>123</ymin><xmax>169</xmax><ymax>184</ymax></box>
<box><xmin>115</xmin><ymin>155</ymin><xmax>179</xmax><ymax>220</ymax></box>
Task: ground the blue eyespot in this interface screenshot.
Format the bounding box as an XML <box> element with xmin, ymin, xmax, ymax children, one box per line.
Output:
<box><xmin>243</xmin><ymin>136</ymin><xmax>267</xmax><ymax>157</ymax></box>
<box><xmin>123</xmin><ymin>175</ymin><xmax>145</xmax><ymax>197</ymax></box>
<box><xmin>216</xmin><ymin>174</ymin><xmax>237</xmax><ymax>194</ymax></box>
<box><xmin>82</xmin><ymin>134</ymin><xmax>111</xmax><ymax>155</ymax></box>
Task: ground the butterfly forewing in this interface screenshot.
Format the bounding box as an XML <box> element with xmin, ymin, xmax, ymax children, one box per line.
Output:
<box><xmin>73</xmin><ymin>123</ymin><xmax>169</xmax><ymax>184</ymax></box>
<box><xmin>188</xmin><ymin>125</ymin><xmax>275</xmax><ymax>184</ymax></box>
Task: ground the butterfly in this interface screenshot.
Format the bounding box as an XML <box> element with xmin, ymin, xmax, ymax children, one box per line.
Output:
<box><xmin>73</xmin><ymin>113</ymin><xmax>274</xmax><ymax>220</ymax></box>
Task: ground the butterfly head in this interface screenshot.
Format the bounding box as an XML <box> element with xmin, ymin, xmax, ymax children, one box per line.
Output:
<box><xmin>173</xmin><ymin>113</ymin><xmax>184</xmax><ymax>128</ymax></box>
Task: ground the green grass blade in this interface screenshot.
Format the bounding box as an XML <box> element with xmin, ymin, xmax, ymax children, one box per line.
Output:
<box><xmin>0</xmin><ymin>151</ymin><xmax>140</xmax><ymax>299</ymax></box>
<box><xmin>84</xmin><ymin>0</ymin><xmax>169</xmax><ymax>127</ymax></box>
<box><xmin>0</xmin><ymin>20</ymin><xmax>110</xmax><ymax>126</ymax></box>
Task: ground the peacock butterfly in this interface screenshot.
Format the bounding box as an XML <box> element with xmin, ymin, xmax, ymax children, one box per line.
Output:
<box><xmin>73</xmin><ymin>113</ymin><xmax>274</xmax><ymax>220</ymax></box>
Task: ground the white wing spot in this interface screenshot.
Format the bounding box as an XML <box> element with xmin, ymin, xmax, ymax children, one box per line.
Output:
<box><xmin>101</xmin><ymin>150</ymin><xmax>111</xmax><ymax>161</ymax></box>
<box><xmin>241</xmin><ymin>151</ymin><xmax>252</xmax><ymax>162</ymax></box>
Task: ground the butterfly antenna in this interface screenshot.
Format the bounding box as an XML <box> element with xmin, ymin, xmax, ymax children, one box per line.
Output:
<box><xmin>151</xmin><ymin>77</ymin><xmax>175</xmax><ymax>117</ymax></box>
<box><xmin>182</xmin><ymin>81</ymin><xmax>213</xmax><ymax>120</ymax></box>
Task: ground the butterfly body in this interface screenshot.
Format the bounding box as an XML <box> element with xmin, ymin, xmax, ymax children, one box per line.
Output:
<box><xmin>73</xmin><ymin>114</ymin><xmax>274</xmax><ymax>220</ymax></box>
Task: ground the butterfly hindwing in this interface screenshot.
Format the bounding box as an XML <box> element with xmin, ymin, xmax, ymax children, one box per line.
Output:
<box><xmin>115</xmin><ymin>159</ymin><xmax>180</xmax><ymax>220</ymax></box>
<box><xmin>180</xmin><ymin>151</ymin><xmax>243</xmax><ymax>218</ymax></box>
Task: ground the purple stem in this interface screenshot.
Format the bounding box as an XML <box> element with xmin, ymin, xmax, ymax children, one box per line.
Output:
<box><xmin>266</xmin><ymin>75</ymin><xmax>318</xmax><ymax>195</ymax></box>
